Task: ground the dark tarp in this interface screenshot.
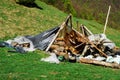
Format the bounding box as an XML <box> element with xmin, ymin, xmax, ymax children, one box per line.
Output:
<box><xmin>25</xmin><ymin>27</ymin><xmax>60</xmax><ymax>50</ymax></box>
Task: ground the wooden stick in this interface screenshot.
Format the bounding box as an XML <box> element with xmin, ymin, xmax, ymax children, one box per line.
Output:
<box><xmin>73</xmin><ymin>29</ymin><xmax>108</xmax><ymax>58</ymax></box>
<box><xmin>45</xmin><ymin>22</ymin><xmax>65</xmax><ymax>51</ymax></box>
<box><xmin>80</xmin><ymin>25</ymin><xmax>85</xmax><ymax>36</ymax></box>
<box><xmin>45</xmin><ymin>14</ymin><xmax>72</xmax><ymax>51</ymax></box>
<box><xmin>79</xmin><ymin>58</ymin><xmax>120</xmax><ymax>69</ymax></box>
<box><xmin>82</xmin><ymin>25</ymin><xmax>93</xmax><ymax>35</ymax></box>
<box><xmin>90</xmin><ymin>42</ymin><xmax>108</xmax><ymax>58</ymax></box>
<box><xmin>81</xmin><ymin>45</ymin><xmax>89</xmax><ymax>56</ymax></box>
<box><xmin>76</xmin><ymin>21</ymin><xmax>80</xmax><ymax>32</ymax></box>
<box><xmin>82</xmin><ymin>26</ymin><xmax>85</xmax><ymax>36</ymax></box>
<box><xmin>103</xmin><ymin>5</ymin><xmax>111</xmax><ymax>34</ymax></box>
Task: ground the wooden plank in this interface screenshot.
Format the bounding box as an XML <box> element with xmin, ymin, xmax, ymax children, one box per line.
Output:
<box><xmin>79</xmin><ymin>58</ymin><xmax>120</xmax><ymax>69</ymax></box>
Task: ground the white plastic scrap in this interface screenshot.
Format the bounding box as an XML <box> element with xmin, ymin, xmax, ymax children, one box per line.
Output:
<box><xmin>112</xmin><ymin>55</ymin><xmax>120</xmax><ymax>64</ymax></box>
<box><xmin>84</xmin><ymin>55</ymin><xmax>93</xmax><ymax>59</ymax></box>
<box><xmin>41</xmin><ymin>53</ymin><xmax>60</xmax><ymax>64</ymax></box>
<box><xmin>106</xmin><ymin>55</ymin><xmax>120</xmax><ymax>64</ymax></box>
<box><xmin>94</xmin><ymin>56</ymin><xmax>106</xmax><ymax>61</ymax></box>
<box><xmin>88</xmin><ymin>34</ymin><xmax>106</xmax><ymax>42</ymax></box>
<box><xmin>106</xmin><ymin>56</ymin><xmax>114</xmax><ymax>63</ymax></box>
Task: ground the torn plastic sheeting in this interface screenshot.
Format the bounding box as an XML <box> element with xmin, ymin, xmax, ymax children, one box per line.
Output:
<box><xmin>1</xmin><ymin>26</ymin><xmax>60</xmax><ymax>53</ymax></box>
<box><xmin>41</xmin><ymin>53</ymin><xmax>60</xmax><ymax>64</ymax></box>
<box><xmin>26</xmin><ymin>27</ymin><xmax>60</xmax><ymax>50</ymax></box>
<box><xmin>36</xmin><ymin>34</ymin><xmax>55</xmax><ymax>50</ymax></box>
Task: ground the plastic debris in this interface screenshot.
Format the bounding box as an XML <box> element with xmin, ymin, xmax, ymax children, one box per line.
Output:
<box><xmin>41</xmin><ymin>53</ymin><xmax>60</xmax><ymax>64</ymax></box>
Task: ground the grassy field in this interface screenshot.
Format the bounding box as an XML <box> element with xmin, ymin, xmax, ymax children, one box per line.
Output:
<box><xmin>0</xmin><ymin>0</ymin><xmax>120</xmax><ymax>80</ymax></box>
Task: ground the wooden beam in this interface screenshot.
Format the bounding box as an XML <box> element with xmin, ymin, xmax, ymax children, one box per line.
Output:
<box><xmin>79</xmin><ymin>58</ymin><xmax>120</xmax><ymax>69</ymax></box>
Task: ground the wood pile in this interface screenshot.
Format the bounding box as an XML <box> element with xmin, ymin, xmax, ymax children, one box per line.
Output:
<box><xmin>47</xmin><ymin>14</ymin><xmax>120</xmax><ymax>69</ymax></box>
<box><xmin>49</xmin><ymin>29</ymin><xmax>107</xmax><ymax>60</ymax></box>
<box><xmin>49</xmin><ymin>30</ymin><xmax>120</xmax><ymax>68</ymax></box>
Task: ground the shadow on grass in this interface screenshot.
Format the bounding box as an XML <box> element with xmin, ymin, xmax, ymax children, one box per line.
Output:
<box><xmin>16</xmin><ymin>1</ymin><xmax>43</xmax><ymax>10</ymax></box>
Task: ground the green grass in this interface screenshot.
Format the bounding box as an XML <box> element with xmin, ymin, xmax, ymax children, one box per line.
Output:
<box><xmin>1</xmin><ymin>48</ymin><xmax>120</xmax><ymax>80</ymax></box>
<box><xmin>0</xmin><ymin>0</ymin><xmax>120</xmax><ymax>80</ymax></box>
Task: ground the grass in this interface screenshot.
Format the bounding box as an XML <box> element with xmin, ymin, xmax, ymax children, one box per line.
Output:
<box><xmin>1</xmin><ymin>48</ymin><xmax>120</xmax><ymax>80</ymax></box>
<box><xmin>0</xmin><ymin>0</ymin><xmax>120</xmax><ymax>80</ymax></box>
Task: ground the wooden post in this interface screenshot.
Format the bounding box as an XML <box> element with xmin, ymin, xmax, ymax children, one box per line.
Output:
<box><xmin>103</xmin><ymin>5</ymin><xmax>111</xmax><ymax>34</ymax></box>
<box><xmin>76</xmin><ymin>21</ymin><xmax>80</xmax><ymax>32</ymax></box>
<box><xmin>80</xmin><ymin>25</ymin><xmax>85</xmax><ymax>36</ymax></box>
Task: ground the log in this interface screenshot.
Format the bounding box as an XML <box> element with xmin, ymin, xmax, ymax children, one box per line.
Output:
<box><xmin>68</xmin><ymin>46</ymin><xmax>79</xmax><ymax>55</ymax></box>
<box><xmin>79</xmin><ymin>58</ymin><xmax>120</xmax><ymax>69</ymax></box>
<box><xmin>50</xmin><ymin>45</ymin><xmax>65</xmax><ymax>52</ymax></box>
<box><xmin>54</xmin><ymin>41</ymin><xmax>65</xmax><ymax>46</ymax></box>
<box><xmin>56</xmin><ymin>38</ymin><xmax>64</xmax><ymax>41</ymax></box>
<box><xmin>50</xmin><ymin>45</ymin><xmax>59</xmax><ymax>50</ymax></box>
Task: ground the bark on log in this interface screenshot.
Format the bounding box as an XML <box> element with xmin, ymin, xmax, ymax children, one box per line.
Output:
<box><xmin>79</xmin><ymin>58</ymin><xmax>120</xmax><ymax>69</ymax></box>
<box><xmin>56</xmin><ymin>38</ymin><xmax>64</xmax><ymax>41</ymax></box>
<box><xmin>54</xmin><ymin>41</ymin><xmax>65</xmax><ymax>46</ymax></box>
<box><xmin>50</xmin><ymin>45</ymin><xmax>59</xmax><ymax>50</ymax></box>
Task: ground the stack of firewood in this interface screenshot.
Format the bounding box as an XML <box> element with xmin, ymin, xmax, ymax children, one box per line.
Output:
<box><xmin>49</xmin><ymin>38</ymin><xmax>69</xmax><ymax>60</ymax></box>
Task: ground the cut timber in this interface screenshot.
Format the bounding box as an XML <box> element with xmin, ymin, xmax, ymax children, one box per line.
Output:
<box><xmin>54</xmin><ymin>41</ymin><xmax>65</xmax><ymax>46</ymax></box>
<box><xmin>50</xmin><ymin>45</ymin><xmax>59</xmax><ymax>50</ymax></box>
<box><xmin>55</xmin><ymin>38</ymin><xmax>64</xmax><ymax>41</ymax></box>
<box><xmin>79</xmin><ymin>58</ymin><xmax>120</xmax><ymax>69</ymax></box>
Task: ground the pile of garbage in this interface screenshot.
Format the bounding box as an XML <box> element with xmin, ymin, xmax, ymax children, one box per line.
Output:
<box><xmin>1</xmin><ymin>14</ymin><xmax>120</xmax><ymax>68</ymax></box>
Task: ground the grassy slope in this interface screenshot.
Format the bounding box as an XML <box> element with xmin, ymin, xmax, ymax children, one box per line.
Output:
<box><xmin>0</xmin><ymin>0</ymin><xmax>120</xmax><ymax>80</ymax></box>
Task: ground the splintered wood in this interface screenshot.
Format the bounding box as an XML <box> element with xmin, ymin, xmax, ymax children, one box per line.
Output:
<box><xmin>48</xmin><ymin>29</ymin><xmax>120</xmax><ymax>68</ymax></box>
<box><xmin>49</xmin><ymin>30</ymin><xmax>87</xmax><ymax>60</ymax></box>
<box><xmin>49</xmin><ymin>29</ymin><xmax>107</xmax><ymax>59</ymax></box>
<box><xmin>64</xmin><ymin>30</ymin><xmax>86</xmax><ymax>55</ymax></box>
<box><xmin>48</xmin><ymin>14</ymin><xmax>120</xmax><ymax>68</ymax></box>
<box><xmin>49</xmin><ymin>37</ymin><xmax>69</xmax><ymax>60</ymax></box>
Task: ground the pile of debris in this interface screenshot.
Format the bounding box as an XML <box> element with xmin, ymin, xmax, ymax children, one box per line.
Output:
<box><xmin>44</xmin><ymin>15</ymin><xmax>120</xmax><ymax>68</ymax></box>
<box><xmin>1</xmin><ymin>14</ymin><xmax>120</xmax><ymax>69</ymax></box>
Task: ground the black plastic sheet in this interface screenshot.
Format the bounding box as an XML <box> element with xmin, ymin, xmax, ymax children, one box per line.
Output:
<box><xmin>26</xmin><ymin>27</ymin><xmax>60</xmax><ymax>50</ymax></box>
